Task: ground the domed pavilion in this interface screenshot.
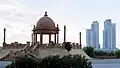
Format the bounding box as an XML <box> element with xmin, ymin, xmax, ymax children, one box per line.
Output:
<box><xmin>0</xmin><ymin>11</ymin><xmax>92</xmax><ymax>60</ymax></box>
<box><xmin>32</xmin><ymin>12</ymin><xmax>60</xmax><ymax>45</ymax></box>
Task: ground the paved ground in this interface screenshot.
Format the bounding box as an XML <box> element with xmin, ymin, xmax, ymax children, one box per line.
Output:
<box><xmin>91</xmin><ymin>59</ymin><xmax>120</xmax><ymax>68</ymax></box>
<box><xmin>0</xmin><ymin>61</ymin><xmax>11</xmax><ymax>68</ymax></box>
<box><xmin>93</xmin><ymin>63</ymin><xmax>120</xmax><ymax>68</ymax></box>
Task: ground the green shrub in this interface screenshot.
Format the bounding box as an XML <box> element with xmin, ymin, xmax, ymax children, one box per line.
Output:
<box><xmin>83</xmin><ymin>46</ymin><xmax>95</xmax><ymax>58</ymax></box>
<box><xmin>6</xmin><ymin>54</ymin><xmax>92</xmax><ymax>68</ymax></box>
<box><xmin>94</xmin><ymin>51</ymin><xmax>115</xmax><ymax>56</ymax></box>
<box><xmin>64</xmin><ymin>42</ymin><xmax>72</xmax><ymax>52</ymax></box>
<box><xmin>39</xmin><ymin>55</ymin><xmax>61</xmax><ymax>68</ymax></box>
<box><xmin>94</xmin><ymin>51</ymin><xmax>105</xmax><ymax>56</ymax></box>
<box><xmin>60</xmin><ymin>54</ymin><xmax>92</xmax><ymax>68</ymax></box>
<box><xmin>115</xmin><ymin>50</ymin><xmax>120</xmax><ymax>58</ymax></box>
<box><xmin>7</xmin><ymin>55</ymin><xmax>38</xmax><ymax>68</ymax></box>
<box><xmin>107</xmin><ymin>51</ymin><xmax>115</xmax><ymax>56</ymax></box>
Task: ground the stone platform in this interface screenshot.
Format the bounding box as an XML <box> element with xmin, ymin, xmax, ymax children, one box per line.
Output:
<box><xmin>37</xmin><ymin>48</ymin><xmax>92</xmax><ymax>59</ymax></box>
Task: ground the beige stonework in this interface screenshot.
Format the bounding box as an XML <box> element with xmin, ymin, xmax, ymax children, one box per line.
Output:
<box><xmin>0</xmin><ymin>12</ymin><xmax>91</xmax><ymax>60</ymax></box>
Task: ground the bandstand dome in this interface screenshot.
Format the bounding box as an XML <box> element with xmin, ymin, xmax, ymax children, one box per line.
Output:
<box><xmin>32</xmin><ymin>11</ymin><xmax>59</xmax><ymax>44</ymax></box>
<box><xmin>36</xmin><ymin>12</ymin><xmax>55</xmax><ymax>29</ymax></box>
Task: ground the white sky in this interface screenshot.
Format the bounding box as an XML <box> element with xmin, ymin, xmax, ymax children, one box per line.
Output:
<box><xmin>0</xmin><ymin>0</ymin><xmax>120</xmax><ymax>48</ymax></box>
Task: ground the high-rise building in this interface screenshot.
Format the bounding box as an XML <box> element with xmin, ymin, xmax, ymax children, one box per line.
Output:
<box><xmin>103</xmin><ymin>19</ymin><xmax>112</xmax><ymax>49</ymax></box>
<box><xmin>86</xmin><ymin>21</ymin><xmax>99</xmax><ymax>49</ymax></box>
<box><xmin>91</xmin><ymin>21</ymin><xmax>99</xmax><ymax>49</ymax></box>
<box><xmin>103</xmin><ymin>19</ymin><xmax>116</xmax><ymax>50</ymax></box>
<box><xmin>112</xmin><ymin>23</ymin><xmax>116</xmax><ymax>49</ymax></box>
<box><xmin>86</xmin><ymin>29</ymin><xmax>92</xmax><ymax>46</ymax></box>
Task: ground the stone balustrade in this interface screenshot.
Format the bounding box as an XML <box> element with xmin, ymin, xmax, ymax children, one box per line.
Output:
<box><xmin>31</xmin><ymin>42</ymin><xmax>81</xmax><ymax>52</ymax></box>
<box><xmin>3</xmin><ymin>42</ymin><xmax>29</xmax><ymax>49</ymax></box>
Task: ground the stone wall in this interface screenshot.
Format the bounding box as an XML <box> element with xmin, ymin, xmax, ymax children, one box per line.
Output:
<box><xmin>31</xmin><ymin>42</ymin><xmax>81</xmax><ymax>51</ymax></box>
<box><xmin>3</xmin><ymin>42</ymin><xmax>30</xmax><ymax>49</ymax></box>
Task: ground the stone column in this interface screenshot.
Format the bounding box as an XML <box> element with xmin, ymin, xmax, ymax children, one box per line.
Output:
<box><xmin>56</xmin><ymin>24</ymin><xmax>59</xmax><ymax>44</ymax></box>
<box><xmin>33</xmin><ymin>33</ymin><xmax>36</xmax><ymax>45</ymax></box>
<box><xmin>33</xmin><ymin>25</ymin><xmax>36</xmax><ymax>45</ymax></box>
<box><xmin>79</xmin><ymin>32</ymin><xmax>82</xmax><ymax>49</ymax></box>
<box><xmin>3</xmin><ymin>28</ymin><xmax>6</xmax><ymax>47</ymax></box>
<box><xmin>64</xmin><ymin>25</ymin><xmax>66</xmax><ymax>43</ymax></box>
<box><xmin>54</xmin><ymin>34</ymin><xmax>56</xmax><ymax>44</ymax></box>
<box><xmin>49</xmin><ymin>34</ymin><xmax>51</xmax><ymax>43</ymax></box>
<box><xmin>35</xmin><ymin>34</ymin><xmax>37</xmax><ymax>43</ymax></box>
<box><xmin>40</xmin><ymin>33</ymin><xmax>43</xmax><ymax>44</ymax></box>
<box><xmin>31</xmin><ymin>33</ymin><xmax>34</xmax><ymax>45</ymax></box>
<box><xmin>57</xmin><ymin>33</ymin><xmax>59</xmax><ymax>44</ymax></box>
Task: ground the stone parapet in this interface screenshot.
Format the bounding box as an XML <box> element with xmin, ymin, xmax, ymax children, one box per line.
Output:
<box><xmin>31</xmin><ymin>42</ymin><xmax>81</xmax><ymax>50</ymax></box>
<box><xmin>3</xmin><ymin>42</ymin><xmax>30</xmax><ymax>49</ymax></box>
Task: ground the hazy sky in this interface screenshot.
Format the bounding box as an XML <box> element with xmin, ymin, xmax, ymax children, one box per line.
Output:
<box><xmin>0</xmin><ymin>0</ymin><xmax>120</xmax><ymax>48</ymax></box>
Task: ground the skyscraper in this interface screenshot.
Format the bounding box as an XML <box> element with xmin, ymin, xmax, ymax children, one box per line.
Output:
<box><xmin>91</xmin><ymin>21</ymin><xmax>99</xmax><ymax>49</ymax></box>
<box><xmin>86</xmin><ymin>29</ymin><xmax>92</xmax><ymax>46</ymax></box>
<box><xmin>103</xmin><ymin>19</ymin><xmax>112</xmax><ymax>49</ymax></box>
<box><xmin>86</xmin><ymin>21</ymin><xmax>99</xmax><ymax>49</ymax></box>
<box><xmin>103</xmin><ymin>19</ymin><xmax>116</xmax><ymax>50</ymax></box>
<box><xmin>112</xmin><ymin>23</ymin><xmax>116</xmax><ymax>49</ymax></box>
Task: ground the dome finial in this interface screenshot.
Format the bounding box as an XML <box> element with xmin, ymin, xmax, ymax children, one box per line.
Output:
<box><xmin>44</xmin><ymin>11</ymin><xmax>48</xmax><ymax>16</ymax></box>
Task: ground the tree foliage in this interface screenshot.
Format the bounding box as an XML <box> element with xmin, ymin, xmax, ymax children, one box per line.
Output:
<box><xmin>94</xmin><ymin>50</ymin><xmax>115</xmax><ymax>56</ymax></box>
<box><xmin>6</xmin><ymin>55</ymin><xmax>38</xmax><ymax>68</ymax></box>
<box><xmin>6</xmin><ymin>54</ymin><xmax>92</xmax><ymax>68</ymax></box>
<box><xmin>64</xmin><ymin>42</ymin><xmax>72</xmax><ymax>52</ymax></box>
<box><xmin>115</xmin><ymin>50</ymin><xmax>120</xmax><ymax>58</ymax></box>
<box><xmin>83</xmin><ymin>46</ymin><xmax>95</xmax><ymax>58</ymax></box>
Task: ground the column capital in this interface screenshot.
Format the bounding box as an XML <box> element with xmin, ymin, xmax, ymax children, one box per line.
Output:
<box><xmin>4</xmin><ymin>28</ymin><xmax>6</xmax><ymax>31</ymax></box>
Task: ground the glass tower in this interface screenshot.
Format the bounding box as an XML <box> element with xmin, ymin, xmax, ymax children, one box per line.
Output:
<box><xmin>103</xmin><ymin>19</ymin><xmax>116</xmax><ymax>50</ymax></box>
<box><xmin>86</xmin><ymin>21</ymin><xmax>99</xmax><ymax>49</ymax></box>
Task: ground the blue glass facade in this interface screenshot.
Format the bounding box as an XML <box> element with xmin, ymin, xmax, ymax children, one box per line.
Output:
<box><xmin>86</xmin><ymin>21</ymin><xmax>99</xmax><ymax>49</ymax></box>
<box><xmin>112</xmin><ymin>23</ymin><xmax>116</xmax><ymax>49</ymax></box>
<box><xmin>86</xmin><ymin>29</ymin><xmax>92</xmax><ymax>46</ymax></box>
<box><xmin>103</xmin><ymin>19</ymin><xmax>116</xmax><ymax>50</ymax></box>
